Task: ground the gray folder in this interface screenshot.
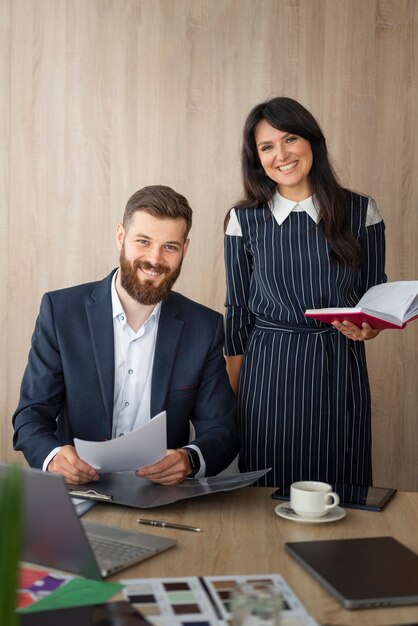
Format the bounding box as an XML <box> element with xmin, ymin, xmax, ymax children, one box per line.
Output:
<box><xmin>68</xmin><ymin>470</ymin><xmax>269</xmax><ymax>508</ymax></box>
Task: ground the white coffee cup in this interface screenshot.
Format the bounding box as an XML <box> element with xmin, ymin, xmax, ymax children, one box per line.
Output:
<box><xmin>290</xmin><ymin>481</ymin><xmax>340</xmax><ymax>518</ymax></box>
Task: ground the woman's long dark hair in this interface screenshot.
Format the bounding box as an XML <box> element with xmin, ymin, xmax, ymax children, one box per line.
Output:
<box><xmin>234</xmin><ymin>97</ymin><xmax>361</xmax><ymax>266</ymax></box>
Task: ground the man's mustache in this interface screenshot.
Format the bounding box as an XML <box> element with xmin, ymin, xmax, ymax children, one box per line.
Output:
<box><xmin>133</xmin><ymin>260</ymin><xmax>170</xmax><ymax>275</ymax></box>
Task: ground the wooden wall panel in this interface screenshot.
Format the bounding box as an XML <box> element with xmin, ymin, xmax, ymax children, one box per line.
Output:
<box><xmin>0</xmin><ymin>0</ymin><xmax>11</xmax><ymax>469</ymax></box>
<box><xmin>1</xmin><ymin>0</ymin><xmax>417</xmax><ymax>489</ymax></box>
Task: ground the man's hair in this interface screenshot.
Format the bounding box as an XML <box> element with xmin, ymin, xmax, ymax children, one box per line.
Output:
<box><xmin>123</xmin><ymin>185</ymin><xmax>193</xmax><ymax>239</ymax></box>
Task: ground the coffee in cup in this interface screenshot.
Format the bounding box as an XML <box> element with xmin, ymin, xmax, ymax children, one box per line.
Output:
<box><xmin>290</xmin><ymin>481</ymin><xmax>340</xmax><ymax>518</ymax></box>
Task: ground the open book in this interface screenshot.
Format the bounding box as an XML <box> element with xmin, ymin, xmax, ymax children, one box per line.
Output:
<box><xmin>305</xmin><ymin>281</ymin><xmax>418</xmax><ymax>330</ymax></box>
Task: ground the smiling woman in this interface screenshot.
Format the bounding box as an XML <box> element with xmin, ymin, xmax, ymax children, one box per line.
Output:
<box><xmin>255</xmin><ymin>121</ymin><xmax>313</xmax><ymax>201</ymax></box>
<box><xmin>224</xmin><ymin>97</ymin><xmax>387</xmax><ymax>491</ymax></box>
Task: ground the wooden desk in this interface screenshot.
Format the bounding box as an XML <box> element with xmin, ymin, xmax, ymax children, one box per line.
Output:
<box><xmin>86</xmin><ymin>487</ymin><xmax>418</xmax><ymax>626</ymax></box>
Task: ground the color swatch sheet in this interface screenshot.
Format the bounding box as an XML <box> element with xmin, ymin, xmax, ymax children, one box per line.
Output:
<box><xmin>122</xmin><ymin>573</ymin><xmax>319</xmax><ymax>625</ymax></box>
<box><xmin>17</xmin><ymin>566</ymin><xmax>72</xmax><ymax>610</ymax></box>
<box><xmin>17</xmin><ymin>566</ymin><xmax>122</xmax><ymax>613</ymax></box>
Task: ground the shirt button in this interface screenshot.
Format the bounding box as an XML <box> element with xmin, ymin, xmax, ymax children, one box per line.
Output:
<box><xmin>128</xmin><ymin>369</ymin><xmax>133</xmax><ymax>374</ymax></box>
<box><xmin>125</xmin><ymin>401</ymin><xmax>129</xmax><ymax>407</ymax></box>
<box><xmin>120</xmin><ymin>315</ymin><xmax>125</xmax><ymax>321</ymax></box>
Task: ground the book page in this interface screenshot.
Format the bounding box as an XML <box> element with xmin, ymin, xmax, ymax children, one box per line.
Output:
<box><xmin>358</xmin><ymin>281</ymin><xmax>418</xmax><ymax>322</ymax></box>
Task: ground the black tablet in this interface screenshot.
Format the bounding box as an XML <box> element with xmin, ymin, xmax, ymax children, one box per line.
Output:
<box><xmin>285</xmin><ymin>536</ymin><xmax>418</xmax><ymax>609</ymax></box>
<box><xmin>271</xmin><ymin>483</ymin><xmax>396</xmax><ymax>511</ymax></box>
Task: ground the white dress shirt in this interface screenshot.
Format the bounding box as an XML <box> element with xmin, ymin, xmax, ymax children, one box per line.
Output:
<box><xmin>110</xmin><ymin>273</ymin><xmax>205</xmax><ymax>477</ymax></box>
<box><xmin>111</xmin><ymin>272</ymin><xmax>160</xmax><ymax>437</ymax></box>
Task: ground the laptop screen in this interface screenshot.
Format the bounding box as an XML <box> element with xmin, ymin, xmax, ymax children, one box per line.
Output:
<box><xmin>0</xmin><ymin>464</ymin><xmax>176</xmax><ymax>579</ymax></box>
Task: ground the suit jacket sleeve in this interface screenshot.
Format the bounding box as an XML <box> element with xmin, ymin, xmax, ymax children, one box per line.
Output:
<box><xmin>13</xmin><ymin>293</ymin><xmax>68</xmax><ymax>468</ymax></box>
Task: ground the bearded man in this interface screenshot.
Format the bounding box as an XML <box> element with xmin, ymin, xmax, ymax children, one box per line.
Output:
<box><xmin>13</xmin><ymin>186</ymin><xmax>238</xmax><ymax>485</ymax></box>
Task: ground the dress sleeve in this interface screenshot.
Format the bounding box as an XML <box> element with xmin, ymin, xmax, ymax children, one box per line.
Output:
<box><xmin>224</xmin><ymin>210</ymin><xmax>255</xmax><ymax>356</ymax></box>
<box><xmin>359</xmin><ymin>198</ymin><xmax>387</xmax><ymax>293</ymax></box>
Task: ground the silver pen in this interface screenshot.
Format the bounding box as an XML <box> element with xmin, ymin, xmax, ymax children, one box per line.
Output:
<box><xmin>138</xmin><ymin>518</ymin><xmax>202</xmax><ymax>532</ymax></box>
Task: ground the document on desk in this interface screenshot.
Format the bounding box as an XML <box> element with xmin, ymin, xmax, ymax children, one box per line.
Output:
<box><xmin>74</xmin><ymin>411</ymin><xmax>167</xmax><ymax>473</ymax></box>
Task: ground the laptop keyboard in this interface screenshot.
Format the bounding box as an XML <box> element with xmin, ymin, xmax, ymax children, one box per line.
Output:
<box><xmin>90</xmin><ymin>536</ymin><xmax>154</xmax><ymax>566</ymax></box>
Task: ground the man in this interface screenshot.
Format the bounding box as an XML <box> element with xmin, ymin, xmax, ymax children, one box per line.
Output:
<box><xmin>13</xmin><ymin>185</ymin><xmax>238</xmax><ymax>485</ymax></box>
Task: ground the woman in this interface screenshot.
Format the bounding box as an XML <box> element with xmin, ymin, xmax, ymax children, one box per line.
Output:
<box><xmin>224</xmin><ymin>97</ymin><xmax>386</xmax><ymax>489</ymax></box>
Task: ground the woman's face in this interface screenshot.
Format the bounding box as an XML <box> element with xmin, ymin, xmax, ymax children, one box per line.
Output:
<box><xmin>254</xmin><ymin>119</ymin><xmax>313</xmax><ymax>201</ymax></box>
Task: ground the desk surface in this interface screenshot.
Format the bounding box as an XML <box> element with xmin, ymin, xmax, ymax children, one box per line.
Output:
<box><xmin>86</xmin><ymin>487</ymin><xmax>418</xmax><ymax>626</ymax></box>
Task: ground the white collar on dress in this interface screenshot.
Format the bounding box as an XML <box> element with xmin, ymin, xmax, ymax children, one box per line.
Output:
<box><xmin>226</xmin><ymin>192</ymin><xmax>319</xmax><ymax>237</ymax></box>
<box><xmin>269</xmin><ymin>191</ymin><xmax>319</xmax><ymax>225</ymax></box>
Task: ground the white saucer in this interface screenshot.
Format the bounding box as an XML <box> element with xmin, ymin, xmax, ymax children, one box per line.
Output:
<box><xmin>274</xmin><ymin>502</ymin><xmax>346</xmax><ymax>524</ymax></box>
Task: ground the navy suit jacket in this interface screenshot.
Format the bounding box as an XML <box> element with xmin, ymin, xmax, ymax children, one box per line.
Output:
<box><xmin>13</xmin><ymin>271</ymin><xmax>238</xmax><ymax>475</ymax></box>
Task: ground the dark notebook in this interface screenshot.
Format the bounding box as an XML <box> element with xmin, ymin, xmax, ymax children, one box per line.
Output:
<box><xmin>285</xmin><ymin>536</ymin><xmax>418</xmax><ymax>609</ymax></box>
<box><xmin>20</xmin><ymin>601</ymin><xmax>151</xmax><ymax>625</ymax></box>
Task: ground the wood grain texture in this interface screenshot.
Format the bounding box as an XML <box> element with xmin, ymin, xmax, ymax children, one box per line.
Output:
<box><xmin>87</xmin><ymin>487</ymin><xmax>418</xmax><ymax>625</ymax></box>
<box><xmin>1</xmin><ymin>0</ymin><xmax>417</xmax><ymax>488</ymax></box>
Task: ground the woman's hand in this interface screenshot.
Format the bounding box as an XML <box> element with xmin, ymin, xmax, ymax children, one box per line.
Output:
<box><xmin>332</xmin><ymin>320</ymin><xmax>381</xmax><ymax>341</ymax></box>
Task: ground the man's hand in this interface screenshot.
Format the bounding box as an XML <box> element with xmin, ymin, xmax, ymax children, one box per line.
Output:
<box><xmin>47</xmin><ymin>445</ymin><xmax>99</xmax><ymax>484</ymax></box>
<box><xmin>135</xmin><ymin>449</ymin><xmax>192</xmax><ymax>485</ymax></box>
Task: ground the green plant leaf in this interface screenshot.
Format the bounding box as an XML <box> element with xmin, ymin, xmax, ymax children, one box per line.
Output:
<box><xmin>0</xmin><ymin>464</ymin><xmax>22</xmax><ymax>626</ymax></box>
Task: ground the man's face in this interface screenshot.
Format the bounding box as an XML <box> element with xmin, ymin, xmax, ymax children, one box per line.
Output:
<box><xmin>116</xmin><ymin>211</ymin><xmax>189</xmax><ymax>305</ymax></box>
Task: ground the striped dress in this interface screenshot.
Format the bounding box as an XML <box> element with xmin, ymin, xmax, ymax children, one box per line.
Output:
<box><xmin>224</xmin><ymin>191</ymin><xmax>386</xmax><ymax>489</ymax></box>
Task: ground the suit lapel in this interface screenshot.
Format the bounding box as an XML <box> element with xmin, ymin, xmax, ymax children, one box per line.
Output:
<box><xmin>151</xmin><ymin>294</ymin><xmax>184</xmax><ymax>416</ymax></box>
<box><xmin>86</xmin><ymin>272</ymin><xmax>115</xmax><ymax>435</ymax></box>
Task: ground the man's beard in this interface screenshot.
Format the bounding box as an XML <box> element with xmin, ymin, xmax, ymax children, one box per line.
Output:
<box><xmin>119</xmin><ymin>245</ymin><xmax>183</xmax><ymax>305</ymax></box>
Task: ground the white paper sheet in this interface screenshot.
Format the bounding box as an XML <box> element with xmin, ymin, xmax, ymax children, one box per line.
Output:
<box><xmin>74</xmin><ymin>411</ymin><xmax>167</xmax><ymax>473</ymax></box>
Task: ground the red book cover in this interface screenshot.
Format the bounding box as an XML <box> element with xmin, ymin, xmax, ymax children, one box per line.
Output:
<box><xmin>304</xmin><ymin>309</ymin><xmax>407</xmax><ymax>330</ymax></box>
<box><xmin>305</xmin><ymin>282</ymin><xmax>418</xmax><ymax>330</ymax></box>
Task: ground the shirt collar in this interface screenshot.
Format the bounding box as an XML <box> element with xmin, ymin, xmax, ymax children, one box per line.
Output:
<box><xmin>270</xmin><ymin>191</ymin><xmax>319</xmax><ymax>225</ymax></box>
<box><xmin>111</xmin><ymin>270</ymin><xmax>161</xmax><ymax>328</ymax></box>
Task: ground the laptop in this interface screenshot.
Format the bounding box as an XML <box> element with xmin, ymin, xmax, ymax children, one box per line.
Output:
<box><xmin>285</xmin><ymin>536</ymin><xmax>418</xmax><ymax>609</ymax></box>
<box><xmin>0</xmin><ymin>464</ymin><xmax>176</xmax><ymax>580</ymax></box>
